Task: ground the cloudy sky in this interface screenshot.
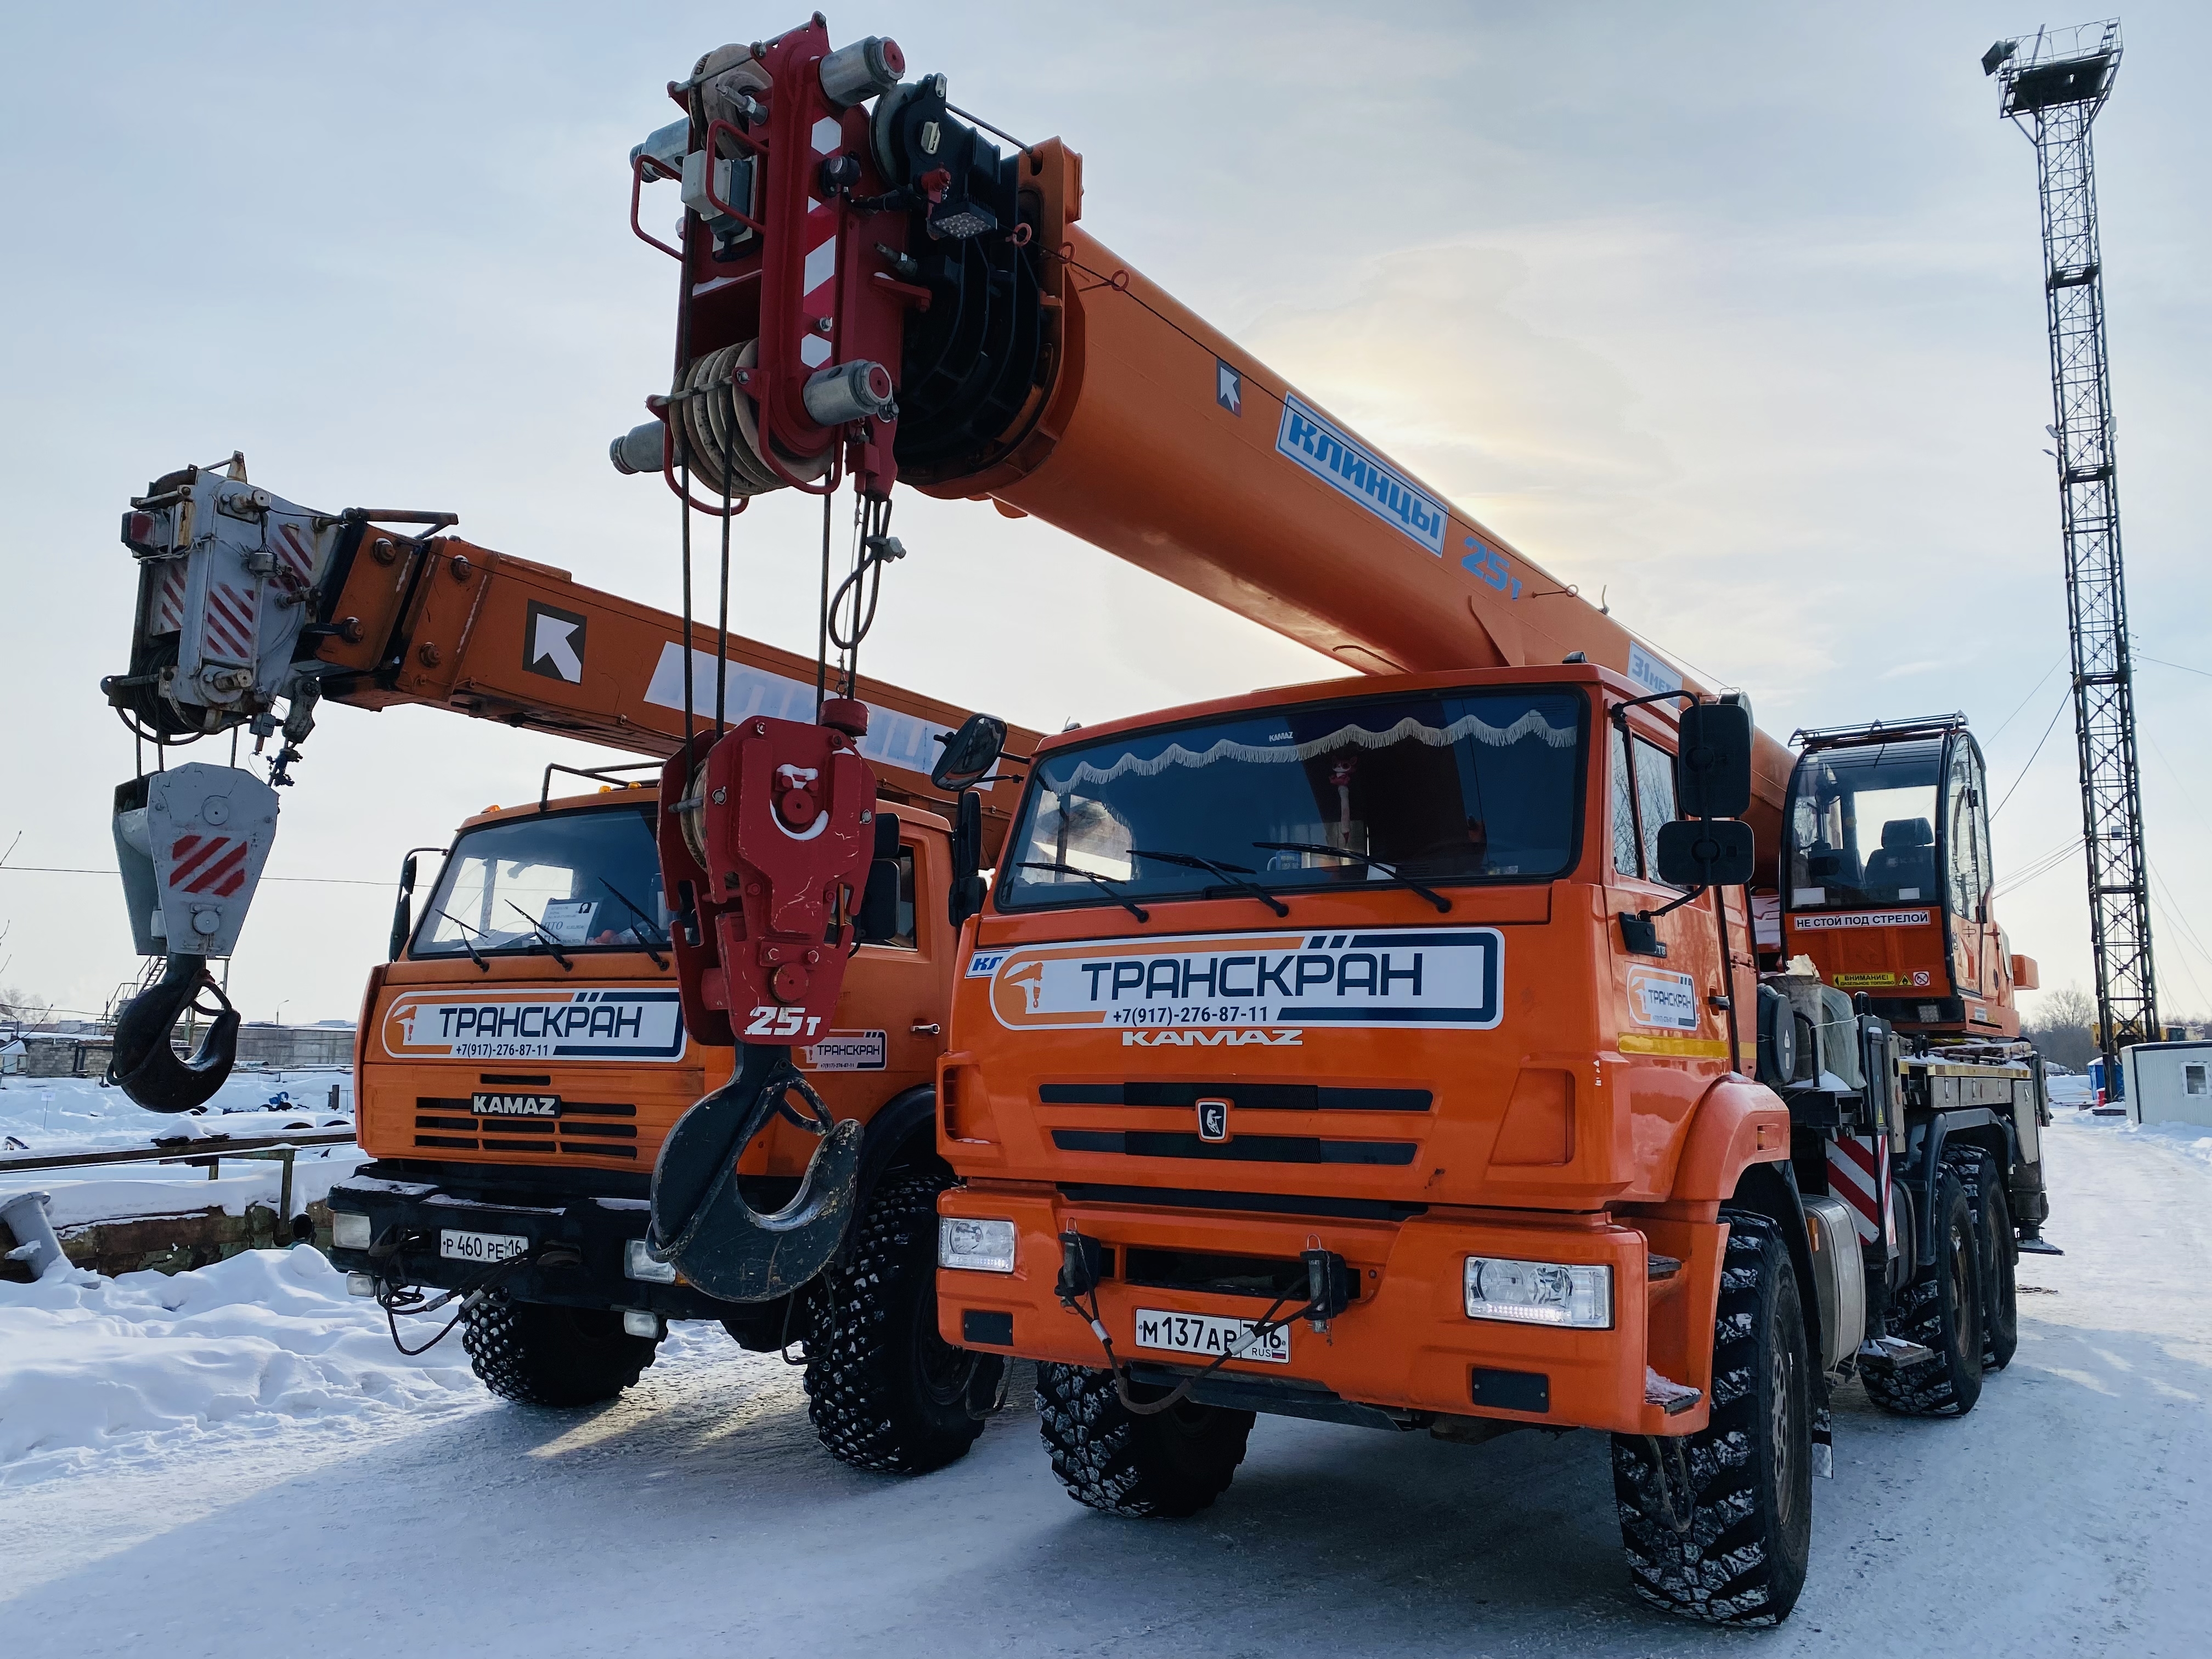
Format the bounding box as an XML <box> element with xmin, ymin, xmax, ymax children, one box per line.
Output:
<box><xmin>1</xmin><ymin>1</ymin><xmax>2206</xmax><ymax>1026</ymax></box>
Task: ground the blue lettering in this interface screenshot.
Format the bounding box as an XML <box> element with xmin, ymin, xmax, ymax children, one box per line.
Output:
<box><xmin>1336</xmin><ymin>953</ymin><xmax>1378</xmax><ymax>997</ymax></box>
<box><xmin>1294</xmin><ymin>954</ymin><xmax>1335</xmax><ymax>995</ymax></box>
<box><xmin>1111</xmin><ymin>962</ymin><xmax>1146</xmax><ymax>1001</ymax></box>
<box><xmin>1146</xmin><ymin>959</ymin><xmax>1183</xmax><ymax>1000</ymax></box>
<box><xmin>1082</xmin><ymin>963</ymin><xmax>1114</xmax><ymax>1000</ymax></box>
<box><xmin>1217</xmin><ymin>955</ymin><xmax>1256</xmax><ymax>997</ymax></box>
<box><xmin>1256</xmin><ymin>955</ymin><xmax>1292</xmax><ymax>998</ymax></box>
<box><xmin>1181</xmin><ymin>957</ymin><xmax>1219</xmax><ymax>998</ymax></box>
<box><xmin>1381</xmin><ymin>953</ymin><xmax>1423</xmax><ymax>996</ymax></box>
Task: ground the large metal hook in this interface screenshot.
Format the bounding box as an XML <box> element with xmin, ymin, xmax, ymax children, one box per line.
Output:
<box><xmin>646</xmin><ymin>1043</ymin><xmax>861</xmax><ymax>1302</ymax></box>
<box><xmin>106</xmin><ymin>953</ymin><xmax>240</xmax><ymax>1113</ymax></box>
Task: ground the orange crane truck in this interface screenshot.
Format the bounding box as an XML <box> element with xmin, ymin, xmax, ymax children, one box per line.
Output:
<box><xmin>103</xmin><ymin>456</ymin><xmax>1040</xmax><ymax>1470</ymax></box>
<box><xmin>578</xmin><ymin>19</ymin><xmax>2051</xmax><ymax>1623</ymax></box>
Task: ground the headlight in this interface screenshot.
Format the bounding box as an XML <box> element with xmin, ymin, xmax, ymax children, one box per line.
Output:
<box><xmin>938</xmin><ymin>1216</ymin><xmax>1017</xmax><ymax>1273</ymax></box>
<box><xmin>624</xmin><ymin>1238</ymin><xmax>679</xmax><ymax>1284</ymax></box>
<box><xmin>1464</xmin><ymin>1256</ymin><xmax>1612</xmax><ymax>1329</ymax></box>
<box><xmin>332</xmin><ymin>1212</ymin><xmax>373</xmax><ymax>1250</ymax></box>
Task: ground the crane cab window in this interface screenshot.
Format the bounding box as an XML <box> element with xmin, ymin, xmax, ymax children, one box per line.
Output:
<box><xmin>1785</xmin><ymin>738</ymin><xmax>1956</xmax><ymax>910</ymax></box>
<box><xmin>1610</xmin><ymin>726</ymin><xmax>1679</xmax><ymax>884</ymax></box>
<box><xmin>413</xmin><ymin>804</ymin><xmax>670</xmax><ymax>959</ymax></box>
<box><xmin>872</xmin><ymin>845</ymin><xmax>919</xmax><ymax>951</ymax></box>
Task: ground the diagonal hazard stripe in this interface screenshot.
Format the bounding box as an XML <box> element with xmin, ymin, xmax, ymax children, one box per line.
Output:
<box><xmin>168</xmin><ymin>834</ymin><xmax>223</xmax><ymax>883</ymax></box>
<box><xmin>182</xmin><ymin>841</ymin><xmax>249</xmax><ymax>894</ymax></box>
<box><xmin>1833</xmin><ymin>1133</ymin><xmax>1880</xmax><ymax>1178</ymax></box>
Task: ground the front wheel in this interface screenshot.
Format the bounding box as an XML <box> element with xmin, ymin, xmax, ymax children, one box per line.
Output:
<box><xmin>1036</xmin><ymin>1363</ymin><xmax>1254</xmax><ymax>1519</ymax></box>
<box><xmin>460</xmin><ymin>1291</ymin><xmax>659</xmax><ymax>1407</ymax></box>
<box><xmin>805</xmin><ymin>1171</ymin><xmax>998</xmax><ymax>1474</ymax></box>
<box><xmin>1611</xmin><ymin>1211</ymin><xmax>1813</xmax><ymax>1626</ymax></box>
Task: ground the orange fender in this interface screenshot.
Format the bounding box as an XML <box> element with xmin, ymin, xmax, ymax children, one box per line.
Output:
<box><xmin>1668</xmin><ymin>1074</ymin><xmax>1791</xmax><ymax>1203</ymax></box>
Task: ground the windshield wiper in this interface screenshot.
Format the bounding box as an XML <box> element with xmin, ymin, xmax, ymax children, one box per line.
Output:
<box><xmin>431</xmin><ymin>907</ymin><xmax>493</xmax><ymax>973</ymax></box>
<box><xmin>599</xmin><ymin>878</ymin><xmax>670</xmax><ymax>967</ymax></box>
<box><xmin>1018</xmin><ymin>861</ymin><xmax>1150</xmax><ymax>922</ymax></box>
<box><xmin>504</xmin><ymin>901</ymin><xmax>575</xmax><ymax>970</ymax></box>
<box><xmin>1128</xmin><ymin>849</ymin><xmax>1290</xmax><ymax>916</ymax></box>
<box><xmin>1252</xmin><ymin>842</ymin><xmax>1453</xmax><ymax>913</ymax></box>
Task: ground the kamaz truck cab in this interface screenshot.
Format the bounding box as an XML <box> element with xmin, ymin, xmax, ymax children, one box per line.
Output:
<box><xmin>328</xmin><ymin>781</ymin><xmax>1000</xmax><ymax>1472</ymax></box>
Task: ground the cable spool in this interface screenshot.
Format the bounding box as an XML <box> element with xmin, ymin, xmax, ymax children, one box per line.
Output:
<box><xmin>675</xmin><ymin>342</ymin><xmax>831</xmax><ymax>498</ymax></box>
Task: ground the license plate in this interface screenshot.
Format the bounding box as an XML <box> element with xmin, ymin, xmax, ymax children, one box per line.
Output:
<box><xmin>1132</xmin><ymin>1307</ymin><xmax>1291</xmax><ymax>1365</ymax></box>
<box><xmin>439</xmin><ymin>1229</ymin><xmax>528</xmax><ymax>1264</ymax></box>
<box><xmin>472</xmin><ymin>1091</ymin><xmax>561</xmax><ymax>1118</ymax></box>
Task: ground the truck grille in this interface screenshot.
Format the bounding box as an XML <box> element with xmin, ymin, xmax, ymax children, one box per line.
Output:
<box><xmin>1041</xmin><ymin>1082</ymin><xmax>1430</xmax><ymax>1112</ymax></box>
<box><xmin>411</xmin><ymin>1096</ymin><xmax>641</xmax><ymax>1159</ymax></box>
<box><xmin>1051</xmin><ymin>1128</ymin><xmax>1416</xmax><ymax>1165</ymax></box>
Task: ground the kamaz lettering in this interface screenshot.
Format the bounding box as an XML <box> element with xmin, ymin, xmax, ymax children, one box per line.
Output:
<box><xmin>1276</xmin><ymin>396</ymin><xmax>1448</xmax><ymax>554</ymax></box>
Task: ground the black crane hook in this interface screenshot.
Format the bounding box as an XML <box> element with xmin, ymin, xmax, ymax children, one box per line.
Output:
<box><xmin>106</xmin><ymin>954</ymin><xmax>241</xmax><ymax>1113</ymax></box>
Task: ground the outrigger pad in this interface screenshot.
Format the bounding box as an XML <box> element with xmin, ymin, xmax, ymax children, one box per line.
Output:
<box><xmin>648</xmin><ymin>1045</ymin><xmax>861</xmax><ymax>1304</ymax></box>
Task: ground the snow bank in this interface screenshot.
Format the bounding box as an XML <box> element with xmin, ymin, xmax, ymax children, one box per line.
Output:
<box><xmin>0</xmin><ymin>1245</ymin><xmax>480</xmax><ymax>1479</ymax></box>
<box><xmin>24</xmin><ymin>1146</ymin><xmax>373</xmax><ymax>1229</ymax></box>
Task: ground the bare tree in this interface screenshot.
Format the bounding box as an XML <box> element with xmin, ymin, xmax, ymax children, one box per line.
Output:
<box><xmin>2025</xmin><ymin>983</ymin><xmax>2097</xmax><ymax>1070</ymax></box>
<box><xmin>0</xmin><ymin>984</ymin><xmax>54</xmax><ymax>1037</ymax></box>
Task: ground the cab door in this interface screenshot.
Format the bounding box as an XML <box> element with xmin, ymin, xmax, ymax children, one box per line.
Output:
<box><xmin>1604</xmin><ymin>715</ymin><xmax>1736</xmax><ymax>1188</ymax></box>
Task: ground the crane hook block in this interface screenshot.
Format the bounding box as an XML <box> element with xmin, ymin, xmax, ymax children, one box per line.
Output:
<box><xmin>656</xmin><ymin>711</ymin><xmax>878</xmax><ymax>1047</ymax></box>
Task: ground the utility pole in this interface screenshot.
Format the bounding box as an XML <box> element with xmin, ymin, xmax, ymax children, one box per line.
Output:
<box><xmin>1984</xmin><ymin>19</ymin><xmax>2159</xmax><ymax>1088</ymax></box>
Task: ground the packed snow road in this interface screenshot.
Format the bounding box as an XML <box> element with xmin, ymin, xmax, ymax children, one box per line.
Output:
<box><xmin>3</xmin><ymin>1115</ymin><xmax>2207</xmax><ymax>1657</ymax></box>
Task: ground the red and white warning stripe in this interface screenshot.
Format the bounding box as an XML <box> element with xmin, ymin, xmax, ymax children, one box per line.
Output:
<box><xmin>153</xmin><ymin>563</ymin><xmax>189</xmax><ymax>633</ymax></box>
<box><xmin>168</xmin><ymin>834</ymin><xmax>251</xmax><ymax>899</ymax></box>
<box><xmin>272</xmin><ymin>521</ymin><xmax>315</xmax><ymax>585</ymax></box>
<box><xmin>1825</xmin><ymin>1133</ymin><xmax>1892</xmax><ymax>1245</ymax></box>
<box><xmin>200</xmin><ymin>582</ymin><xmax>258</xmax><ymax>662</ymax></box>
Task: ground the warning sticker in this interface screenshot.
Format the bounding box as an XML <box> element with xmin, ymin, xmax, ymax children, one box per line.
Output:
<box><xmin>1790</xmin><ymin>910</ymin><xmax>1932</xmax><ymax>932</ymax></box>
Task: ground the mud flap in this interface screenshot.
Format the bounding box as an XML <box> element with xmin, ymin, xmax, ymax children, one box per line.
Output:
<box><xmin>647</xmin><ymin>1043</ymin><xmax>860</xmax><ymax>1302</ymax></box>
<box><xmin>106</xmin><ymin>953</ymin><xmax>241</xmax><ymax>1113</ymax></box>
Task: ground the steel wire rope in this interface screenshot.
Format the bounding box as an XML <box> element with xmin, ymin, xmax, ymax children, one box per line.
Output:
<box><xmin>1991</xmin><ymin>687</ymin><xmax>2073</xmax><ymax>820</ymax></box>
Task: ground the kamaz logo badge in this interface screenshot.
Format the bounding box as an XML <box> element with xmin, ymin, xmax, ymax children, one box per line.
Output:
<box><xmin>1196</xmin><ymin>1098</ymin><xmax>1231</xmax><ymax>1143</ymax></box>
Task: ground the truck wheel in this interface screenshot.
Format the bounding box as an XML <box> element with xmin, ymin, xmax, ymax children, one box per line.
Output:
<box><xmin>1861</xmin><ymin>1166</ymin><xmax>1984</xmax><ymax>1417</ymax></box>
<box><xmin>460</xmin><ymin>1290</ymin><xmax>659</xmax><ymax>1407</ymax></box>
<box><xmin>1949</xmin><ymin>1148</ymin><xmax>2018</xmax><ymax>1370</ymax></box>
<box><xmin>806</xmin><ymin>1172</ymin><xmax>997</xmax><ymax>1474</ymax></box>
<box><xmin>1035</xmin><ymin>1362</ymin><xmax>1254</xmax><ymax>1519</ymax></box>
<box><xmin>1610</xmin><ymin>1212</ymin><xmax>1812</xmax><ymax>1626</ymax></box>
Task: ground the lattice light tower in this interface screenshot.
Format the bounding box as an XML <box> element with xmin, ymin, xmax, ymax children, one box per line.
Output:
<box><xmin>1984</xmin><ymin>19</ymin><xmax>2159</xmax><ymax>1075</ymax></box>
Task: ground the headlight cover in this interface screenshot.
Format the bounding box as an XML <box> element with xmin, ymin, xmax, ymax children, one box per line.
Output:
<box><xmin>331</xmin><ymin>1211</ymin><xmax>373</xmax><ymax>1251</ymax></box>
<box><xmin>938</xmin><ymin>1216</ymin><xmax>1017</xmax><ymax>1273</ymax></box>
<box><xmin>1464</xmin><ymin>1256</ymin><xmax>1612</xmax><ymax>1329</ymax></box>
<box><xmin>624</xmin><ymin>1238</ymin><xmax>679</xmax><ymax>1284</ymax></box>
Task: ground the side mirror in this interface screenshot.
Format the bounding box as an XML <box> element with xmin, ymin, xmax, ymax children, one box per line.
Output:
<box><xmin>388</xmin><ymin>854</ymin><xmax>419</xmax><ymax>962</ymax></box>
<box><xmin>932</xmin><ymin>712</ymin><xmax>1007</xmax><ymax>793</ymax></box>
<box><xmin>1675</xmin><ymin>700</ymin><xmax>1753</xmax><ymax>821</ymax></box>
<box><xmin>855</xmin><ymin>813</ymin><xmax>902</xmax><ymax>944</ymax></box>
<box><xmin>948</xmin><ymin>791</ymin><xmax>986</xmax><ymax>928</ymax></box>
<box><xmin>1655</xmin><ymin>818</ymin><xmax>1756</xmax><ymax>889</ymax></box>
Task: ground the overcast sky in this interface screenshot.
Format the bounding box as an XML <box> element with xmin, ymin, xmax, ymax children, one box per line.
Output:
<box><xmin>1</xmin><ymin>1</ymin><xmax>2206</xmax><ymax>1026</ymax></box>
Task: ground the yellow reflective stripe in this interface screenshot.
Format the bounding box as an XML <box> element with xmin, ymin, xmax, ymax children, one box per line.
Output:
<box><xmin>1617</xmin><ymin>1033</ymin><xmax>1734</xmax><ymax>1058</ymax></box>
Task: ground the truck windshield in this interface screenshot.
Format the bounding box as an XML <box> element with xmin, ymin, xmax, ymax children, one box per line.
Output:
<box><xmin>998</xmin><ymin>687</ymin><xmax>1585</xmax><ymax>911</ymax></box>
<box><xmin>412</xmin><ymin>804</ymin><xmax>670</xmax><ymax>959</ymax></box>
<box><xmin>1786</xmin><ymin>740</ymin><xmax>1944</xmax><ymax>908</ymax></box>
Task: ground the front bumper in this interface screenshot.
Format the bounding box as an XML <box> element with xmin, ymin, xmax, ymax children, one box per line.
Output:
<box><xmin>326</xmin><ymin>1164</ymin><xmax>736</xmax><ymax>1322</ymax></box>
<box><xmin>936</xmin><ymin>1185</ymin><xmax>1726</xmax><ymax>1436</ymax></box>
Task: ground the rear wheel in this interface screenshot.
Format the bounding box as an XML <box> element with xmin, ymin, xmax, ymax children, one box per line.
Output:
<box><xmin>805</xmin><ymin>1171</ymin><xmax>998</xmax><ymax>1474</ymax></box>
<box><xmin>460</xmin><ymin>1291</ymin><xmax>659</xmax><ymax>1407</ymax></box>
<box><xmin>1951</xmin><ymin>1148</ymin><xmax>2018</xmax><ymax>1370</ymax></box>
<box><xmin>1611</xmin><ymin>1212</ymin><xmax>1813</xmax><ymax>1626</ymax></box>
<box><xmin>1036</xmin><ymin>1363</ymin><xmax>1254</xmax><ymax>1519</ymax></box>
<box><xmin>1861</xmin><ymin>1166</ymin><xmax>1984</xmax><ymax>1417</ymax></box>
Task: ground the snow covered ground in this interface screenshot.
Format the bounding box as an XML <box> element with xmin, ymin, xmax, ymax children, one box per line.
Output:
<box><xmin>1</xmin><ymin>1114</ymin><xmax>2206</xmax><ymax>1656</ymax></box>
<box><xmin>1</xmin><ymin>1070</ymin><xmax>360</xmax><ymax>1230</ymax></box>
